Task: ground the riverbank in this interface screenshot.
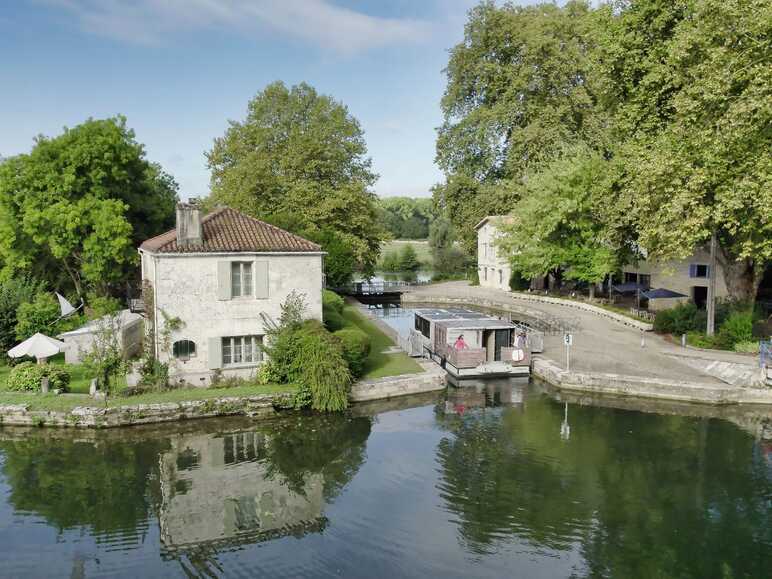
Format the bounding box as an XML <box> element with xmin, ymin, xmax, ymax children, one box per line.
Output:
<box><xmin>403</xmin><ymin>281</ymin><xmax>772</xmax><ymax>405</ymax></box>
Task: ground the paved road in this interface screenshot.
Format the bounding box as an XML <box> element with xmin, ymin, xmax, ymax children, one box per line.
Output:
<box><xmin>404</xmin><ymin>281</ymin><xmax>755</xmax><ymax>385</ymax></box>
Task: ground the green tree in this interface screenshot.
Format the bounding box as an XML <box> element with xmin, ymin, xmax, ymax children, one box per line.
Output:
<box><xmin>378</xmin><ymin>196</ymin><xmax>434</xmax><ymax>239</ymax></box>
<box><xmin>0</xmin><ymin>277</ymin><xmax>44</xmax><ymax>355</ymax></box>
<box><xmin>207</xmin><ymin>81</ymin><xmax>385</xmax><ymax>275</ymax></box>
<box><xmin>398</xmin><ymin>244</ymin><xmax>420</xmax><ymax>271</ymax></box>
<box><xmin>595</xmin><ymin>0</ymin><xmax>772</xmax><ymax>301</ymax></box>
<box><xmin>0</xmin><ymin>117</ymin><xmax>178</xmax><ymax>296</ymax></box>
<box><xmin>498</xmin><ymin>147</ymin><xmax>624</xmax><ymax>295</ymax></box>
<box><xmin>434</xmin><ymin>1</ymin><xmax>605</xmax><ymax>249</ymax></box>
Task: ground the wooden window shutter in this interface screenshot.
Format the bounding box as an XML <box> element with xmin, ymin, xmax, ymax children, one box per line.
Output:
<box><xmin>217</xmin><ymin>262</ymin><xmax>232</xmax><ymax>300</ymax></box>
<box><xmin>207</xmin><ymin>337</ymin><xmax>222</xmax><ymax>369</ymax></box>
<box><xmin>255</xmin><ymin>260</ymin><xmax>269</xmax><ymax>299</ymax></box>
<box><xmin>705</xmin><ymin>265</ymin><xmax>711</xmax><ymax>278</ymax></box>
<box><xmin>688</xmin><ymin>264</ymin><xmax>697</xmax><ymax>278</ymax></box>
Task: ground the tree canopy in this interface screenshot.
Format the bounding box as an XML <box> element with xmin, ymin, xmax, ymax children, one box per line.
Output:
<box><xmin>0</xmin><ymin>117</ymin><xmax>178</xmax><ymax>296</ymax></box>
<box><xmin>377</xmin><ymin>196</ymin><xmax>434</xmax><ymax>239</ymax></box>
<box><xmin>207</xmin><ymin>81</ymin><xmax>385</xmax><ymax>275</ymax></box>
<box><xmin>435</xmin><ymin>0</ymin><xmax>771</xmax><ymax>300</ymax></box>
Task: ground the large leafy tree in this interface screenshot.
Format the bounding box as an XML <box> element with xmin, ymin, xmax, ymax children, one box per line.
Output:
<box><xmin>434</xmin><ymin>1</ymin><xmax>605</xmax><ymax>249</ymax></box>
<box><xmin>207</xmin><ymin>81</ymin><xmax>385</xmax><ymax>275</ymax></box>
<box><xmin>0</xmin><ymin>117</ymin><xmax>178</xmax><ymax>296</ymax></box>
<box><xmin>595</xmin><ymin>0</ymin><xmax>772</xmax><ymax>300</ymax></box>
<box><xmin>498</xmin><ymin>147</ymin><xmax>625</xmax><ymax>294</ymax></box>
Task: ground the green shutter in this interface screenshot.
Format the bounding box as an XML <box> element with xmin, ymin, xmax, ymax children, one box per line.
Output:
<box><xmin>255</xmin><ymin>260</ymin><xmax>269</xmax><ymax>299</ymax></box>
<box><xmin>207</xmin><ymin>337</ymin><xmax>222</xmax><ymax>369</ymax></box>
<box><xmin>217</xmin><ymin>262</ymin><xmax>231</xmax><ymax>300</ymax></box>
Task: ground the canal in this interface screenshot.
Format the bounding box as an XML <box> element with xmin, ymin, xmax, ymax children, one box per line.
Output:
<box><xmin>0</xmin><ymin>382</ymin><xmax>769</xmax><ymax>578</ymax></box>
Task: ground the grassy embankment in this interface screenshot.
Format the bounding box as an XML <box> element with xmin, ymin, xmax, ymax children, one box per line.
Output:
<box><xmin>380</xmin><ymin>239</ymin><xmax>432</xmax><ymax>265</ymax></box>
<box><xmin>0</xmin><ymin>356</ymin><xmax>294</xmax><ymax>412</ymax></box>
<box><xmin>340</xmin><ymin>304</ymin><xmax>423</xmax><ymax>380</ymax></box>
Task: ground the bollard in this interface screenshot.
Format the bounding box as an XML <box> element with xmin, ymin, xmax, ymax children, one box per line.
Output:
<box><xmin>681</xmin><ymin>333</ymin><xmax>687</xmax><ymax>347</ymax></box>
<box><xmin>41</xmin><ymin>376</ymin><xmax>49</xmax><ymax>394</ymax></box>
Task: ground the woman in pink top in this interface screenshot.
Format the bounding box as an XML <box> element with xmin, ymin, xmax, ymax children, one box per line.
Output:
<box><xmin>454</xmin><ymin>334</ymin><xmax>468</xmax><ymax>350</ymax></box>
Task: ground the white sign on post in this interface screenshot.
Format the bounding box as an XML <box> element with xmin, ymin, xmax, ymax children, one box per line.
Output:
<box><xmin>564</xmin><ymin>333</ymin><xmax>573</xmax><ymax>372</ymax></box>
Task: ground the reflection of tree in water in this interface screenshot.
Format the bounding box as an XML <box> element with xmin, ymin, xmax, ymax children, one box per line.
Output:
<box><xmin>0</xmin><ymin>435</ymin><xmax>168</xmax><ymax>536</ymax></box>
<box><xmin>435</xmin><ymin>404</ymin><xmax>596</xmax><ymax>555</ymax></box>
<box><xmin>262</xmin><ymin>412</ymin><xmax>372</xmax><ymax>501</ymax></box>
<box><xmin>434</xmin><ymin>395</ymin><xmax>772</xmax><ymax>578</ymax></box>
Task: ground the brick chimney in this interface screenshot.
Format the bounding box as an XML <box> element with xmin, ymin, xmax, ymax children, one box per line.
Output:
<box><xmin>176</xmin><ymin>199</ymin><xmax>202</xmax><ymax>247</ymax></box>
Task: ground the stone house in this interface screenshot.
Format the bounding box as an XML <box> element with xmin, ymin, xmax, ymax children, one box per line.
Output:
<box><xmin>621</xmin><ymin>247</ymin><xmax>729</xmax><ymax>311</ymax></box>
<box><xmin>139</xmin><ymin>203</ymin><xmax>324</xmax><ymax>386</ymax></box>
<box><xmin>475</xmin><ymin>216</ymin><xmax>513</xmax><ymax>291</ymax></box>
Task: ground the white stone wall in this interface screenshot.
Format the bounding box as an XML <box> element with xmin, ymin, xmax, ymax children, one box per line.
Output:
<box><xmin>622</xmin><ymin>247</ymin><xmax>729</xmax><ymax>311</ymax></box>
<box><xmin>142</xmin><ymin>251</ymin><xmax>323</xmax><ymax>385</ymax></box>
<box><xmin>477</xmin><ymin>221</ymin><xmax>511</xmax><ymax>291</ymax></box>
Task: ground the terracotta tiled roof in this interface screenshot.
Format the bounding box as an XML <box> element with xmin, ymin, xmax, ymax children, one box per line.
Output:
<box><xmin>139</xmin><ymin>207</ymin><xmax>322</xmax><ymax>254</ymax></box>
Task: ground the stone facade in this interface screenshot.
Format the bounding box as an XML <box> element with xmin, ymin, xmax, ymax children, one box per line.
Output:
<box><xmin>622</xmin><ymin>247</ymin><xmax>729</xmax><ymax>311</ymax></box>
<box><xmin>475</xmin><ymin>216</ymin><xmax>513</xmax><ymax>291</ymax></box>
<box><xmin>141</xmin><ymin>250</ymin><xmax>323</xmax><ymax>385</ymax></box>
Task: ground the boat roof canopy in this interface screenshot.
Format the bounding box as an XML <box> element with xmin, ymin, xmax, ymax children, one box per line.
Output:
<box><xmin>414</xmin><ymin>308</ymin><xmax>516</xmax><ymax>330</ymax></box>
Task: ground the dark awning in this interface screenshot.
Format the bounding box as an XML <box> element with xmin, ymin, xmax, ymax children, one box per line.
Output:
<box><xmin>611</xmin><ymin>282</ymin><xmax>648</xmax><ymax>293</ymax></box>
<box><xmin>641</xmin><ymin>288</ymin><xmax>688</xmax><ymax>299</ymax></box>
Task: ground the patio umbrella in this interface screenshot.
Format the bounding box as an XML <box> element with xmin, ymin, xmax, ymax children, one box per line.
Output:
<box><xmin>641</xmin><ymin>288</ymin><xmax>688</xmax><ymax>300</ymax></box>
<box><xmin>7</xmin><ymin>332</ymin><xmax>66</xmax><ymax>362</ymax></box>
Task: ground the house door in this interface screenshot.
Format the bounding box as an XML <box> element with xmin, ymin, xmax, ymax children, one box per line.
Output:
<box><xmin>692</xmin><ymin>286</ymin><xmax>708</xmax><ymax>309</ymax></box>
<box><xmin>494</xmin><ymin>330</ymin><xmax>510</xmax><ymax>361</ymax></box>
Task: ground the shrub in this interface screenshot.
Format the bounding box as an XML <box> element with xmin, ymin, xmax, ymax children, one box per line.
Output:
<box><xmin>653</xmin><ymin>302</ymin><xmax>701</xmax><ymax>335</ymax></box>
<box><xmin>398</xmin><ymin>244</ymin><xmax>420</xmax><ymax>271</ymax></box>
<box><xmin>733</xmin><ymin>340</ymin><xmax>760</xmax><ymax>354</ymax></box>
<box><xmin>266</xmin><ymin>320</ymin><xmax>351</xmax><ymax>412</ymax></box>
<box><xmin>717</xmin><ymin>310</ymin><xmax>754</xmax><ymax>349</ymax></box>
<box><xmin>5</xmin><ymin>361</ymin><xmax>71</xmax><ymax>392</ymax></box>
<box><xmin>334</xmin><ymin>328</ymin><xmax>371</xmax><ymax>378</ymax></box>
<box><xmin>686</xmin><ymin>331</ymin><xmax>721</xmax><ymax>349</ymax></box>
<box><xmin>322</xmin><ymin>290</ymin><xmax>346</xmax><ymax>331</ymax></box>
<box><xmin>15</xmin><ymin>292</ymin><xmax>84</xmax><ymax>340</ymax></box>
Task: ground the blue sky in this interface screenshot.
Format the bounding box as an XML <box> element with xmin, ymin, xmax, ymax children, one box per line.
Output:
<box><xmin>0</xmin><ymin>0</ymin><xmax>492</xmax><ymax>199</ymax></box>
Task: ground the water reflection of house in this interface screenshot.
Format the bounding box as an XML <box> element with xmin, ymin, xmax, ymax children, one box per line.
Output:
<box><xmin>158</xmin><ymin>430</ymin><xmax>324</xmax><ymax>554</ymax></box>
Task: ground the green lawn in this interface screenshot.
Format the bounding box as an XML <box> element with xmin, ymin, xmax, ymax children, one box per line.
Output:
<box><xmin>380</xmin><ymin>239</ymin><xmax>432</xmax><ymax>265</ymax></box>
<box><xmin>341</xmin><ymin>305</ymin><xmax>424</xmax><ymax>379</ymax></box>
<box><xmin>0</xmin><ymin>383</ymin><xmax>295</xmax><ymax>412</ymax></box>
<box><xmin>0</xmin><ymin>355</ymin><xmax>103</xmax><ymax>394</ymax></box>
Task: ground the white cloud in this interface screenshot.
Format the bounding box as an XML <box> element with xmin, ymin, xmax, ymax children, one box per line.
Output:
<box><xmin>42</xmin><ymin>0</ymin><xmax>431</xmax><ymax>54</ymax></box>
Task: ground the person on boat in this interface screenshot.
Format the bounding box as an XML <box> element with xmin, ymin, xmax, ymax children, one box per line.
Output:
<box><xmin>454</xmin><ymin>334</ymin><xmax>468</xmax><ymax>350</ymax></box>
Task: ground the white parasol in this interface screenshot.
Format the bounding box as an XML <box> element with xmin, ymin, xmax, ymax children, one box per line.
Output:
<box><xmin>7</xmin><ymin>333</ymin><xmax>66</xmax><ymax>362</ymax></box>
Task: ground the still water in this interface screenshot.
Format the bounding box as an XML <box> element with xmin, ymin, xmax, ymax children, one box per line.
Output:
<box><xmin>0</xmin><ymin>383</ymin><xmax>770</xmax><ymax>578</ymax></box>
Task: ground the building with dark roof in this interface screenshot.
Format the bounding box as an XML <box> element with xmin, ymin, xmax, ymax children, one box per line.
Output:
<box><xmin>139</xmin><ymin>202</ymin><xmax>324</xmax><ymax>385</ymax></box>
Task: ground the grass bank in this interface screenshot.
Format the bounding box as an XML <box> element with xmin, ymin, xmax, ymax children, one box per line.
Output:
<box><xmin>0</xmin><ymin>382</ymin><xmax>295</xmax><ymax>412</ymax></box>
<box><xmin>340</xmin><ymin>305</ymin><xmax>423</xmax><ymax>380</ymax></box>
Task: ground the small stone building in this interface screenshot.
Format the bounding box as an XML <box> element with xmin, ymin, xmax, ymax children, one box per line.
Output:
<box><xmin>475</xmin><ymin>216</ymin><xmax>513</xmax><ymax>291</ymax></box>
<box><xmin>621</xmin><ymin>247</ymin><xmax>729</xmax><ymax>311</ymax></box>
<box><xmin>58</xmin><ymin>310</ymin><xmax>143</xmax><ymax>364</ymax></box>
<box><xmin>138</xmin><ymin>203</ymin><xmax>324</xmax><ymax>386</ymax></box>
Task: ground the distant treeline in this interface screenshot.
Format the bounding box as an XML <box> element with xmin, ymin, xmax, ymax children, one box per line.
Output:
<box><xmin>377</xmin><ymin>197</ymin><xmax>434</xmax><ymax>240</ymax></box>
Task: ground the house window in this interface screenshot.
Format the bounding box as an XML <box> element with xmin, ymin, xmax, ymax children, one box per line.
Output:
<box><xmin>172</xmin><ymin>339</ymin><xmax>196</xmax><ymax>361</ymax></box>
<box><xmin>222</xmin><ymin>335</ymin><xmax>263</xmax><ymax>366</ymax></box>
<box><xmin>689</xmin><ymin>264</ymin><xmax>709</xmax><ymax>278</ymax></box>
<box><xmin>230</xmin><ymin>262</ymin><xmax>253</xmax><ymax>297</ymax></box>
